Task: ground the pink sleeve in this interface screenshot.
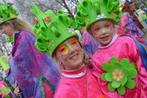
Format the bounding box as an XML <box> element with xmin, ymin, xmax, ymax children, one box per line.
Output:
<box><xmin>128</xmin><ymin>38</ymin><xmax>147</xmax><ymax>97</ymax></box>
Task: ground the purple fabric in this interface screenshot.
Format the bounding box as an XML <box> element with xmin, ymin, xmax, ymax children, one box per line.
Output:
<box><xmin>7</xmin><ymin>31</ymin><xmax>60</xmax><ymax>98</ymax></box>
<box><xmin>81</xmin><ymin>31</ymin><xmax>99</xmax><ymax>58</ymax></box>
<box><xmin>124</xmin><ymin>14</ymin><xmax>144</xmax><ymax>37</ymax></box>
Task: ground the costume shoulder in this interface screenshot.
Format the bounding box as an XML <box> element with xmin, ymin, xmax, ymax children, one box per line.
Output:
<box><xmin>120</xmin><ymin>34</ymin><xmax>147</xmax><ymax>70</ymax></box>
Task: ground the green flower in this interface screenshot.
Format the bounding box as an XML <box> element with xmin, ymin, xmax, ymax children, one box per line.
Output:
<box><xmin>0</xmin><ymin>86</ymin><xmax>11</xmax><ymax>95</ymax></box>
<box><xmin>101</xmin><ymin>57</ymin><xmax>138</xmax><ymax>95</ymax></box>
<box><xmin>0</xmin><ymin>55</ymin><xmax>10</xmax><ymax>71</ymax></box>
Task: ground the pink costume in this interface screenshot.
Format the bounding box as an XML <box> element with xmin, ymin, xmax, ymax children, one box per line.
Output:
<box><xmin>54</xmin><ymin>66</ymin><xmax>105</xmax><ymax>98</ymax></box>
<box><xmin>92</xmin><ymin>34</ymin><xmax>147</xmax><ymax>98</ymax></box>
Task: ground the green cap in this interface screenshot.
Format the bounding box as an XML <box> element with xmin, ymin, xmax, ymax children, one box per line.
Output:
<box><xmin>75</xmin><ymin>0</ymin><xmax>121</xmax><ymax>31</ymax></box>
<box><xmin>0</xmin><ymin>3</ymin><xmax>18</xmax><ymax>25</ymax></box>
<box><xmin>31</xmin><ymin>5</ymin><xmax>77</xmax><ymax>56</ymax></box>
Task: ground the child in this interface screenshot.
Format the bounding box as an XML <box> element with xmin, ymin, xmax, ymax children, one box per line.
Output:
<box><xmin>0</xmin><ymin>3</ymin><xmax>60</xmax><ymax>98</ymax></box>
<box><xmin>33</xmin><ymin>7</ymin><xmax>105</xmax><ymax>98</ymax></box>
<box><xmin>76</xmin><ymin>0</ymin><xmax>147</xmax><ymax>98</ymax></box>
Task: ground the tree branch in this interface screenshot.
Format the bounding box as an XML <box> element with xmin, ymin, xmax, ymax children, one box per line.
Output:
<box><xmin>61</xmin><ymin>0</ymin><xmax>75</xmax><ymax>20</ymax></box>
<box><xmin>55</xmin><ymin>0</ymin><xmax>65</xmax><ymax>8</ymax></box>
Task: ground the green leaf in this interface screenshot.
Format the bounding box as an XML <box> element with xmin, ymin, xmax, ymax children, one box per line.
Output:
<box><xmin>5</xmin><ymin>96</ymin><xmax>10</xmax><ymax>98</ymax></box>
<box><xmin>101</xmin><ymin>73</ymin><xmax>106</xmax><ymax>81</ymax></box>
<box><xmin>120</xmin><ymin>58</ymin><xmax>130</xmax><ymax>65</ymax></box>
<box><xmin>117</xmin><ymin>86</ymin><xmax>126</xmax><ymax>95</ymax></box>
<box><xmin>129</xmin><ymin>63</ymin><xmax>135</xmax><ymax>68</ymax></box>
<box><xmin>102</xmin><ymin>62</ymin><xmax>111</xmax><ymax>72</ymax></box>
<box><xmin>105</xmin><ymin>73</ymin><xmax>112</xmax><ymax>82</ymax></box>
<box><xmin>108</xmin><ymin>83</ymin><xmax>115</xmax><ymax>92</ymax></box>
<box><xmin>110</xmin><ymin>57</ymin><xmax>118</xmax><ymax>64</ymax></box>
<box><xmin>121</xmin><ymin>77</ymin><xmax>128</xmax><ymax>86</ymax></box>
<box><xmin>126</xmin><ymin>79</ymin><xmax>136</xmax><ymax>89</ymax></box>
<box><xmin>128</xmin><ymin>69</ymin><xmax>138</xmax><ymax>79</ymax></box>
<box><xmin>1</xmin><ymin>86</ymin><xmax>11</xmax><ymax>94</ymax></box>
<box><xmin>112</xmin><ymin>81</ymin><xmax>120</xmax><ymax>88</ymax></box>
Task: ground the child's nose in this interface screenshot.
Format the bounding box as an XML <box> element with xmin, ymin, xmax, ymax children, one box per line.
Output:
<box><xmin>100</xmin><ymin>28</ymin><xmax>107</xmax><ymax>34</ymax></box>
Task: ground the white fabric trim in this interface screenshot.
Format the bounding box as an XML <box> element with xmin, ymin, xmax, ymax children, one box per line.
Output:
<box><xmin>62</xmin><ymin>70</ymin><xmax>86</xmax><ymax>78</ymax></box>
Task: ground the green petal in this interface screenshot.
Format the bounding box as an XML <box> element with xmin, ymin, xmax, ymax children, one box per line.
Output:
<box><xmin>120</xmin><ymin>58</ymin><xmax>130</xmax><ymax>66</ymax></box>
<box><xmin>105</xmin><ymin>73</ymin><xmax>112</xmax><ymax>82</ymax></box>
<box><xmin>5</xmin><ymin>96</ymin><xmax>10</xmax><ymax>98</ymax></box>
<box><xmin>101</xmin><ymin>73</ymin><xmax>106</xmax><ymax>81</ymax></box>
<box><xmin>126</xmin><ymin>79</ymin><xmax>136</xmax><ymax>89</ymax></box>
<box><xmin>108</xmin><ymin>83</ymin><xmax>115</xmax><ymax>92</ymax></box>
<box><xmin>117</xmin><ymin>86</ymin><xmax>126</xmax><ymax>95</ymax></box>
<box><xmin>121</xmin><ymin>77</ymin><xmax>128</xmax><ymax>86</ymax></box>
<box><xmin>129</xmin><ymin>63</ymin><xmax>135</xmax><ymax>68</ymax></box>
<box><xmin>128</xmin><ymin>69</ymin><xmax>138</xmax><ymax>78</ymax></box>
<box><xmin>1</xmin><ymin>87</ymin><xmax>11</xmax><ymax>94</ymax></box>
<box><xmin>102</xmin><ymin>62</ymin><xmax>111</xmax><ymax>72</ymax></box>
<box><xmin>110</xmin><ymin>57</ymin><xmax>118</xmax><ymax>64</ymax></box>
<box><xmin>112</xmin><ymin>81</ymin><xmax>121</xmax><ymax>88</ymax></box>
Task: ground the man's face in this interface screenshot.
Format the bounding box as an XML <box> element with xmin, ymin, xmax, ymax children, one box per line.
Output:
<box><xmin>55</xmin><ymin>37</ymin><xmax>85</xmax><ymax>70</ymax></box>
<box><xmin>90</xmin><ymin>20</ymin><xmax>115</xmax><ymax>46</ymax></box>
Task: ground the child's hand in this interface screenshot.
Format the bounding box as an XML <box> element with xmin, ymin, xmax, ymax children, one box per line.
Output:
<box><xmin>13</xmin><ymin>84</ymin><xmax>20</xmax><ymax>96</ymax></box>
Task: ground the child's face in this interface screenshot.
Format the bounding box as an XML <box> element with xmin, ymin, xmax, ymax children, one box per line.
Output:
<box><xmin>0</xmin><ymin>23</ymin><xmax>14</xmax><ymax>36</ymax></box>
<box><xmin>55</xmin><ymin>37</ymin><xmax>85</xmax><ymax>70</ymax></box>
<box><xmin>90</xmin><ymin>20</ymin><xmax>115</xmax><ymax>46</ymax></box>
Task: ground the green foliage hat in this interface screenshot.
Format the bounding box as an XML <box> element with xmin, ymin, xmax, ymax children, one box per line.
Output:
<box><xmin>0</xmin><ymin>3</ymin><xmax>18</xmax><ymax>25</ymax></box>
<box><xmin>75</xmin><ymin>0</ymin><xmax>121</xmax><ymax>32</ymax></box>
<box><xmin>31</xmin><ymin>5</ymin><xmax>77</xmax><ymax>56</ymax></box>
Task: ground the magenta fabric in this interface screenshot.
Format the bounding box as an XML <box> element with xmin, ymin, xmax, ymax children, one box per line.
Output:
<box><xmin>54</xmin><ymin>67</ymin><xmax>105</xmax><ymax>98</ymax></box>
<box><xmin>92</xmin><ymin>36</ymin><xmax>147</xmax><ymax>98</ymax></box>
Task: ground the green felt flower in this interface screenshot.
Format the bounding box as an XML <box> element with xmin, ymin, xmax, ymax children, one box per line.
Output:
<box><xmin>0</xmin><ymin>55</ymin><xmax>10</xmax><ymax>71</ymax></box>
<box><xmin>101</xmin><ymin>57</ymin><xmax>138</xmax><ymax>95</ymax></box>
<box><xmin>0</xmin><ymin>86</ymin><xmax>11</xmax><ymax>95</ymax></box>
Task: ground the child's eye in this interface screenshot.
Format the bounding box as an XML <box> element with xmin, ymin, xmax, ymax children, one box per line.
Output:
<box><xmin>69</xmin><ymin>38</ymin><xmax>77</xmax><ymax>45</ymax></box>
<box><xmin>58</xmin><ymin>45</ymin><xmax>69</xmax><ymax>55</ymax></box>
<box><xmin>58</xmin><ymin>45</ymin><xmax>66</xmax><ymax>51</ymax></box>
<box><xmin>94</xmin><ymin>27</ymin><xmax>100</xmax><ymax>31</ymax></box>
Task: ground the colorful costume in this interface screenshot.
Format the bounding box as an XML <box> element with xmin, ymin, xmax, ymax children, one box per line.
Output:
<box><xmin>118</xmin><ymin>13</ymin><xmax>147</xmax><ymax>45</ymax></box>
<box><xmin>92</xmin><ymin>34</ymin><xmax>147</xmax><ymax>98</ymax></box>
<box><xmin>7</xmin><ymin>31</ymin><xmax>60</xmax><ymax>98</ymax></box>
